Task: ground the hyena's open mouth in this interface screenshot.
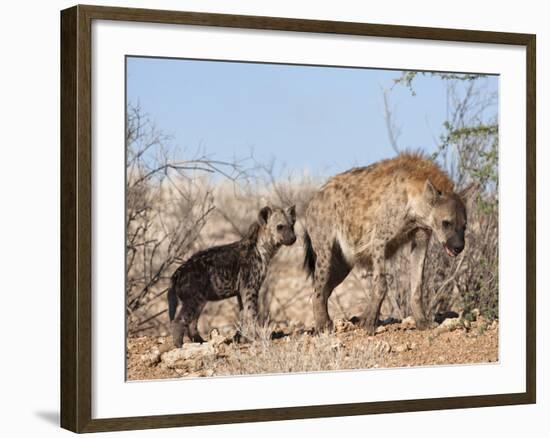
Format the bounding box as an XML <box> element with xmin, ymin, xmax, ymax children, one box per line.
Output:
<box><xmin>444</xmin><ymin>244</ymin><xmax>459</xmax><ymax>257</ymax></box>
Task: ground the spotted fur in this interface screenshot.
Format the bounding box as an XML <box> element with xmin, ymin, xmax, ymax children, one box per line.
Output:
<box><xmin>304</xmin><ymin>152</ymin><xmax>475</xmax><ymax>334</ymax></box>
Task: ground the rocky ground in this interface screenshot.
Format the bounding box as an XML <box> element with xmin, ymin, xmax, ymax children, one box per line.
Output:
<box><xmin>127</xmin><ymin>314</ymin><xmax>499</xmax><ymax>381</ymax></box>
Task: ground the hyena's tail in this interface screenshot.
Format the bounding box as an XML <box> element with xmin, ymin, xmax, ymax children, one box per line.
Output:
<box><xmin>167</xmin><ymin>285</ymin><xmax>179</xmax><ymax>322</ymax></box>
<box><xmin>303</xmin><ymin>230</ymin><xmax>316</xmax><ymax>279</ymax></box>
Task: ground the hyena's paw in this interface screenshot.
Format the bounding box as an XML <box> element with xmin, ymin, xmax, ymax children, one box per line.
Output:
<box><xmin>361</xmin><ymin>322</ymin><xmax>377</xmax><ymax>336</ymax></box>
<box><xmin>313</xmin><ymin>318</ymin><xmax>334</xmax><ymax>335</ymax></box>
<box><xmin>350</xmin><ymin>316</ymin><xmax>376</xmax><ymax>335</ymax></box>
<box><xmin>191</xmin><ymin>334</ymin><xmax>205</xmax><ymax>344</ymax></box>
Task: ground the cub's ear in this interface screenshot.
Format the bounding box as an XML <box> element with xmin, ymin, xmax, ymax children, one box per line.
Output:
<box><xmin>458</xmin><ymin>183</ymin><xmax>478</xmax><ymax>201</ymax></box>
<box><xmin>258</xmin><ymin>206</ymin><xmax>272</xmax><ymax>225</ymax></box>
<box><xmin>424</xmin><ymin>179</ymin><xmax>441</xmax><ymax>205</ymax></box>
<box><xmin>286</xmin><ymin>205</ymin><xmax>296</xmax><ymax>224</ymax></box>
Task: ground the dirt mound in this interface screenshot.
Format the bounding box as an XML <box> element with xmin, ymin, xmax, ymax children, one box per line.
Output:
<box><xmin>127</xmin><ymin>316</ymin><xmax>498</xmax><ymax>381</ymax></box>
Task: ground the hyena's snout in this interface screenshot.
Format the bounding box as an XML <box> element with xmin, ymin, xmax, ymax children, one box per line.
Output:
<box><xmin>282</xmin><ymin>229</ymin><xmax>297</xmax><ymax>246</ymax></box>
<box><xmin>444</xmin><ymin>234</ymin><xmax>465</xmax><ymax>257</ymax></box>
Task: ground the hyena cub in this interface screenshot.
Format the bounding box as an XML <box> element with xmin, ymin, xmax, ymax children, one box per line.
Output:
<box><xmin>168</xmin><ymin>205</ymin><xmax>297</xmax><ymax>347</ymax></box>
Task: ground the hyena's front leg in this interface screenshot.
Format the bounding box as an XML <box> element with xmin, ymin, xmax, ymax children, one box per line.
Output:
<box><xmin>410</xmin><ymin>229</ymin><xmax>431</xmax><ymax>330</ymax></box>
<box><xmin>359</xmin><ymin>248</ymin><xmax>388</xmax><ymax>335</ymax></box>
<box><xmin>241</xmin><ymin>288</ymin><xmax>260</xmax><ymax>324</ymax></box>
<box><xmin>238</xmin><ymin>288</ymin><xmax>261</xmax><ymax>340</ymax></box>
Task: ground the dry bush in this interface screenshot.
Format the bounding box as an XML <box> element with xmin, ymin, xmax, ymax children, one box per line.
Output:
<box><xmin>125</xmin><ymin>104</ymin><xmax>248</xmax><ymax>335</ymax></box>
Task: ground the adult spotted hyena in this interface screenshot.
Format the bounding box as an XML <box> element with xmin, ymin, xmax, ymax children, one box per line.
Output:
<box><xmin>304</xmin><ymin>153</ymin><xmax>474</xmax><ymax>334</ymax></box>
<box><xmin>168</xmin><ymin>205</ymin><xmax>296</xmax><ymax>347</ymax></box>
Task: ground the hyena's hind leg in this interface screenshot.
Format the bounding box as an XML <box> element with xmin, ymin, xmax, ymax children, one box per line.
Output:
<box><xmin>171</xmin><ymin>319</ymin><xmax>186</xmax><ymax>348</ymax></box>
<box><xmin>168</xmin><ymin>286</ymin><xmax>185</xmax><ymax>348</ymax></box>
<box><xmin>172</xmin><ymin>296</ymin><xmax>206</xmax><ymax>346</ymax></box>
<box><xmin>311</xmin><ymin>239</ymin><xmax>351</xmax><ymax>333</ymax></box>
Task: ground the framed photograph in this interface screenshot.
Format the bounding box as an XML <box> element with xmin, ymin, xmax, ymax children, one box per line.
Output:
<box><xmin>60</xmin><ymin>4</ymin><xmax>536</xmax><ymax>433</ymax></box>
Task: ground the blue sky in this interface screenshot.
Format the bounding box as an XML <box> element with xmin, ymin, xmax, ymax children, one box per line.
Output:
<box><xmin>126</xmin><ymin>57</ymin><xmax>498</xmax><ymax>178</ymax></box>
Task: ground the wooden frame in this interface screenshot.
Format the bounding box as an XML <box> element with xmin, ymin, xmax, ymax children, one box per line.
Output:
<box><xmin>60</xmin><ymin>4</ymin><xmax>536</xmax><ymax>433</ymax></box>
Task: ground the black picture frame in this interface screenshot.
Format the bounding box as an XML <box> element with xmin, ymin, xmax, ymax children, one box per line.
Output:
<box><xmin>60</xmin><ymin>4</ymin><xmax>536</xmax><ymax>433</ymax></box>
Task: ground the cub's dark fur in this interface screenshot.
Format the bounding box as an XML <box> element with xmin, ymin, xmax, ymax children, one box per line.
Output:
<box><xmin>168</xmin><ymin>205</ymin><xmax>296</xmax><ymax>347</ymax></box>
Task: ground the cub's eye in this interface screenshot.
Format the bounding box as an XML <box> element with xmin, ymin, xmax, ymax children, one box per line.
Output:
<box><xmin>442</xmin><ymin>220</ymin><xmax>452</xmax><ymax>229</ymax></box>
<box><xmin>276</xmin><ymin>224</ymin><xmax>285</xmax><ymax>231</ymax></box>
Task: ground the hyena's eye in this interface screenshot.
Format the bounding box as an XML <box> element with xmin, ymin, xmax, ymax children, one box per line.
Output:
<box><xmin>276</xmin><ymin>224</ymin><xmax>285</xmax><ymax>231</ymax></box>
<box><xmin>442</xmin><ymin>220</ymin><xmax>452</xmax><ymax>229</ymax></box>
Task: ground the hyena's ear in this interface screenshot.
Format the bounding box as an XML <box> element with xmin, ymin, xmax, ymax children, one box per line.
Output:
<box><xmin>424</xmin><ymin>179</ymin><xmax>441</xmax><ymax>205</ymax></box>
<box><xmin>458</xmin><ymin>183</ymin><xmax>478</xmax><ymax>202</ymax></box>
<box><xmin>258</xmin><ymin>206</ymin><xmax>272</xmax><ymax>225</ymax></box>
<box><xmin>286</xmin><ymin>205</ymin><xmax>296</xmax><ymax>224</ymax></box>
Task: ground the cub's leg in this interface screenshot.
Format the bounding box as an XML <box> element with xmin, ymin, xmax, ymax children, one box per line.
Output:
<box><xmin>185</xmin><ymin>296</ymin><xmax>206</xmax><ymax>343</ymax></box>
<box><xmin>171</xmin><ymin>319</ymin><xmax>186</xmax><ymax>348</ymax></box>
<box><xmin>173</xmin><ymin>294</ymin><xmax>206</xmax><ymax>345</ymax></box>
<box><xmin>241</xmin><ymin>288</ymin><xmax>260</xmax><ymax>324</ymax></box>
<box><xmin>236</xmin><ymin>288</ymin><xmax>261</xmax><ymax>340</ymax></box>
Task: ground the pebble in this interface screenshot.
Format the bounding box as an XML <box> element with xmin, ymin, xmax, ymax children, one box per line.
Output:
<box><xmin>394</xmin><ymin>343</ymin><xmax>410</xmax><ymax>353</ymax></box>
<box><xmin>140</xmin><ymin>347</ymin><xmax>161</xmax><ymax>366</ymax></box>
<box><xmin>400</xmin><ymin>316</ymin><xmax>416</xmax><ymax>330</ymax></box>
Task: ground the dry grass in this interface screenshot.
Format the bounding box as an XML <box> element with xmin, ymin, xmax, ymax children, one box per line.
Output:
<box><xmin>207</xmin><ymin>319</ymin><xmax>385</xmax><ymax>376</ymax></box>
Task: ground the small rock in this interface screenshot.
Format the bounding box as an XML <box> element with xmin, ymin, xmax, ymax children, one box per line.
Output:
<box><xmin>394</xmin><ymin>343</ymin><xmax>409</xmax><ymax>353</ymax></box>
<box><xmin>400</xmin><ymin>316</ymin><xmax>416</xmax><ymax>330</ymax></box>
<box><xmin>372</xmin><ymin>340</ymin><xmax>391</xmax><ymax>355</ymax></box>
<box><xmin>409</xmin><ymin>342</ymin><xmax>417</xmax><ymax>350</ymax></box>
<box><xmin>489</xmin><ymin>320</ymin><xmax>499</xmax><ymax>330</ymax></box>
<box><xmin>334</xmin><ymin>318</ymin><xmax>354</xmax><ymax>333</ymax></box>
<box><xmin>209</xmin><ymin>328</ymin><xmax>228</xmax><ymax>347</ymax></box>
<box><xmin>158</xmin><ymin>343</ymin><xmax>173</xmax><ymax>354</ymax></box>
<box><xmin>140</xmin><ymin>347</ymin><xmax>161</xmax><ymax>366</ymax></box>
<box><xmin>161</xmin><ymin>343</ymin><xmax>215</xmax><ymax>369</ymax></box>
<box><xmin>433</xmin><ymin>317</ymin><xmax>463</xmax><ymax>335</ymax></box>
<box><xmin>375</xmin><ymin>325</ymin><xmax>388</xmax><ymax>334</ymax></box>
<box><xmin>472</xmin><ymin>308</ymin><xmax>481</xmax><ymax>320</ymax></box>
